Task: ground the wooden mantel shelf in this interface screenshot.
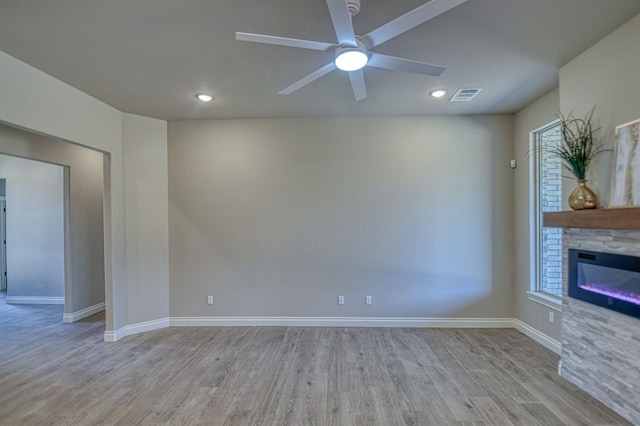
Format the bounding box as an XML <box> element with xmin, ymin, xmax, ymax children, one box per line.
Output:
<box><xmin>543</xmin><ymin>207</ymin><xmax>640</xmax><ymax>230</ymax></box>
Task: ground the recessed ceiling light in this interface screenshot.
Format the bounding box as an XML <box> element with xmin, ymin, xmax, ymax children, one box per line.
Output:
<box><xmin>429</xmin><ymin>89</ymin><xmax>448</xmax><ymax>98</ymax></box>
<box><xmin>195</xmin><ymin>93</ymin><xmax>214</xmax><ymax>102</ymax></box>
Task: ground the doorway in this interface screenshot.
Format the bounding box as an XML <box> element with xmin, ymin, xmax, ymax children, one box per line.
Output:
<box><xmin>0</xmin><ymin>123</ymin><xmax>105</xmax><ymax>326</ymax></box>
<box><xmin>0</xmin><ymin>158</ymin><xmax>65</xmax><ymax>305</ymax></box>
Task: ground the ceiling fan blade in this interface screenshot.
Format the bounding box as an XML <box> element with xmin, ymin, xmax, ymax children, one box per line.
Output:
<box><xmin>348</xmin><ymin>69</ymin><xmax>367</xmax><ymax>101</ymax></box>
<box><xmin>279</xmin><ymin>62</ymin><xmax>337</xmax><ymax>95</ymax></box>
<box><xmin>236</xmin><ymin>32</ymin><xmax>335</xmax><ymax>51</ymax></box>
<box><xmin>360</xmin><ymin>0</ymin><xmax>468</xmax><ymax>49</ymax></box>
<box><xmin>325</xmin><ymin>0</ymin><xmax>357</xmax><ymax>47</ymax></box>
<box><xmin>367</xmin><ymin>53</ymin><xmax>446</xmax><ymax>77</ymax></box>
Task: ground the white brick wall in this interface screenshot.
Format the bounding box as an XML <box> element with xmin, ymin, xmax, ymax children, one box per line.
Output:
<box><xmin>540</xmin><ymin>126</ymin><xmax>562</xmax><ymax>295</ymax></box>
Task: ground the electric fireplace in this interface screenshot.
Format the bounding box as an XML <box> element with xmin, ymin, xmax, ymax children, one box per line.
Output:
<box><xmin>568</xmin><ymin>249</ymin><xmax>640</xmax><ymax>319</ymax></box>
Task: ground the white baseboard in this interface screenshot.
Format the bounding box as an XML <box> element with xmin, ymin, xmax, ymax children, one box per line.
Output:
<box><xmin>170</xmin><ymin>316</ymin><xmax>515</xmax><ymax>328</ymax></box>
<box><xmin>105</xmin><ymin>316</ymin><xmax>512</xmax><ymax>342</ymax></box>
<box><xmin>513</xmin><ymin>319</ymin><xmax>561</xmax><ymax>355</ymax></box>
<box><xmin>104</xmin><ymin>317</ymin><xmax>170</xmax><ymax>342</ymax></box>
<box><xmin>6</xmin><ymin>296</ymin><xmax>64</xmax><ymax>305</ymax></box>
<box><xmin>63</xmin><ymin>302</ymin><xmax>105</xmax><ymax>323</ymax></box>
<box><xmin>103</xmin><ymin>316</ymin><xmax>559</xmax><ymax>352</ymax></box>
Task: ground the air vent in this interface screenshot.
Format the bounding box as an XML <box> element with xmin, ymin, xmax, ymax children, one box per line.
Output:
<box><xmin>449</xmin><ymin>88</ymin><xmax>482</xmax><ymax>102</ymax></box>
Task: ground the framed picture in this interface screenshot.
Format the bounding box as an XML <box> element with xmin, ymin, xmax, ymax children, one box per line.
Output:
<box><xmin>610</xmin><ymin>118</ymin><xmax>640</xmax><ymax>206</ymax></box>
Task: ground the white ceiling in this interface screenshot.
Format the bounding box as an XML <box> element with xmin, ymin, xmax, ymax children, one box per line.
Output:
<box><xmin>0</xmin><ymin>0</ymin><xmax>638</xmax><ymax>120</ymax></box>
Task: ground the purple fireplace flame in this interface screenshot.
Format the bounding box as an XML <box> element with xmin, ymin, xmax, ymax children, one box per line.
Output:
<box><xmin>578</xmin><ymin>283</ymin><xmax>640</xmax><ymax>306</ymax></box>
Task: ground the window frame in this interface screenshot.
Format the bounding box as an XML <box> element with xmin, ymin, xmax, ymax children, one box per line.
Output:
<box><xmin>528</xmin><ymin>120</ymin><xmax>562</xmax><ymax>310</ymax></box>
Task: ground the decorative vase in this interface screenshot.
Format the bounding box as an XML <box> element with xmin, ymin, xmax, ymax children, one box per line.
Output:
<box><xmin>568</xmin><ymin>179</ymin><xmax>597</xmax><ymax>210</ymax></box>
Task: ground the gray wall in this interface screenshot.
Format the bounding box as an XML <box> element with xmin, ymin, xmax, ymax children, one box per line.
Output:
<box><xmin>0</xmin><ymin>124</ymin><xmax>105</xmax><ymax>314</ymax></box>
<box><xmin>513</xmin><ymin>89</ymin><xmax>562</xmax><ymax>341</ymax></box>
<box><xmin>0</xmin><ymin>178</ymin><xmax>5</xmax><ymax>196</ymax></box>
<box><xmin>122</xmin><ymin>113</ymin><xmax>170</xmax><ymax>324</ymax></box>
<box><xmin>169</xmin><ymin>116</ymin><xmax>514</xmax><ymax>318</ymax></box>
<box><xmin>559</xmin><ymin>13</ymin><xmax>640</xmax><ymax>204</ymax></box>
<box><xmin>0</xmin><ymin>154</ymin><xmax>64</xmax><ymax>300</ymax></box>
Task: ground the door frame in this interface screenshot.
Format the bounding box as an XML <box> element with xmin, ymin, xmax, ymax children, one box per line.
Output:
<box><xmin>0</xmin><ymin>196</ymin><xmax>6</xmax><ymax>291</ymax></box>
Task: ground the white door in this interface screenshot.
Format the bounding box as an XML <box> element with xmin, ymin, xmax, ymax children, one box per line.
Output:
<box><xmin>0</xmin><ymin>199</ymin><xmax>6</xmax><ymax>291</ymax></box>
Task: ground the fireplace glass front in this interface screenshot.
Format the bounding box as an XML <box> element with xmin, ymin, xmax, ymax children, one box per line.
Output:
<box><xmin>569</xmin><ymin>249</ymin><xmax>640</xmax><ymax>319</ymax></box>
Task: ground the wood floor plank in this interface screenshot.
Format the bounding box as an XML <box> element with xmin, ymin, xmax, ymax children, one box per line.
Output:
<box><xmin>521</xmin><ymin>382</ymin><xmax>597</xmax><ymax>426</ymax></box>
<box><xmin>521</xmin><ymin>402</ymin><xmax>566</xmax><ymax>426</ymax></box>
<box><xmin>477</xmin><ymin>356</ymin><xmax>539</xmax><ymax>404</ymax></box>
<box><xmin>424</xmin><ymin>365</ymin><xmax>483</xmax><ymax>422</ymax></box>
<box><xmin>0</xmin><ymin>293</ymin><xmax>632</xmax><ymax>425</ymax></box>
<box><xmin>433</xmin><ymin>349</ymin><xmax>488</xmax><ymax>398</ymax></box>
<box><xmin>470</xmin><ymin>396</ymin><xmax>515</xmax><ymax>426</ymax></box>
<box><xmin>466</xmin><ymin>370</ymin><xmax>549</xmax><ymax>426</ymax></box>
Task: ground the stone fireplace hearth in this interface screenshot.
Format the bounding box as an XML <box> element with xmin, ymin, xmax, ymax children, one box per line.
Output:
<box><xmin>560</xmin><ymin>228</ymin><xmax>640</xmax><ymax>424</ymax></box>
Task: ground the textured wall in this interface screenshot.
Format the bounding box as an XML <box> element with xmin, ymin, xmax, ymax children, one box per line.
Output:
<box><xmin>561</xmin><ymin>228</ymin><xmax>640</xmax><ymax>424</ymax></box>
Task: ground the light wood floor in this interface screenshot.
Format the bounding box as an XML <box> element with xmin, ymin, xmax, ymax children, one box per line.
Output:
<box><xmin>0</xmin><ymin>296</ymin><xmax>631</xmax><ymax>425</ymax></box>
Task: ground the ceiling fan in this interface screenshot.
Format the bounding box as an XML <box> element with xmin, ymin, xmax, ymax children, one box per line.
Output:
<box><xmin>236</xmin><ymin>0</ymin><xmax>468</xmax><ymax>101</ymax></box>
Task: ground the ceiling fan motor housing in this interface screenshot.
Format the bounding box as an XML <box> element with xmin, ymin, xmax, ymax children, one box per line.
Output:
<box><xmin>347</xmin><ymin>0</ymin><xmax>361</xmax><ymax>16</ymax></box>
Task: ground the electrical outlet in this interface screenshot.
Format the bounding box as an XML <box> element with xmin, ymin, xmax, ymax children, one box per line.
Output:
<box><xmin>207</xmin><ymin>296</ymin><xmax>213</xmax><ymax>305</ymax></box>
<box><xmin>365</xmin><ymin>295</ymin><xmax>372</xmax><ymax>305</ymax></box>
<box><xmin>548</xmin><ymin>311</ymin><xmax>554</xmax><ymax>323</ymax></box>
<box><xmin>338</xmin><ymin>295</ymin><xmax>345</xmax><ymax>305</ymax></box>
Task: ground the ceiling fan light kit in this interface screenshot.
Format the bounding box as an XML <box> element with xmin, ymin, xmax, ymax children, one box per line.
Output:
<box><xmin>334</xmin><ymin>43</ymin><xmax>369</xmax><ymax>71</ymax></box>
<box><xmin>236</xmin><ymin>0</ymin><xmax>468</xmax><ymax>101</ymax></box>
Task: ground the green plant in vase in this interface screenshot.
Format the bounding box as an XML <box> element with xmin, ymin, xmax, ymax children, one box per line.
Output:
<box><xmin>551</xmin><ymin>109</ymin><xmax>607</xmax><ymax>210</ymax></box>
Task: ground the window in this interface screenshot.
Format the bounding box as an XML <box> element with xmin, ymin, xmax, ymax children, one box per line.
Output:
<box><xmin>532</xmin><ymin>121</ymin><xmax>563</xmax><ymax>299</ymax></box>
